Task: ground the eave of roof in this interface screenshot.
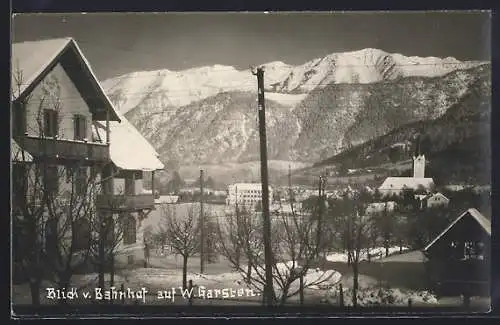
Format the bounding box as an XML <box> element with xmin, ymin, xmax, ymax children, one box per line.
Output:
<box><xmin>423</xmin><ymin>208</ymin><xmax>491</xmax><ymax>252</ymax></box>
<box><xmin>11</xmin><ymin>37</ymin><xmax>121</xmax><ymax>122</ymax></box>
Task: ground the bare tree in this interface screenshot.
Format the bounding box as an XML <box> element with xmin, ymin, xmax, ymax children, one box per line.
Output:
<box><xmin>143</xmin><ymin>224</ymin><xmax>154</xmax><ymax>267</ymax></box>
<box><xmin>333</xmin><ymin>189</ymin><xmax>374</xmax><ymax>308</ymax></box>
<box><xmin>372</xmin><ymin>202</ymin><xmax>396</xmax><ymax>258</ymax></box>
<box><xmin>157</xmin><ymin>204</ymin><xmax>200</xmax><ymax>290</ymax></box>
<box><xmin>11</xmin><ymin>66</ymin><xmax>121</xmax><ymax>304</ymax></box>
<box><xmin>216</xmin><ymin>177</ymin><xmax>334</xmax><ymax>306</ymax></box>
<box><xmin>87</xmin><ymin>193</ymin><xmax>128</xmax><ymax>292</ymax></box>
<box><xmin>216</xmin><ymin>205</ymin><xmax>263</xmax><ymax>283</ymax></box>
<box><xmin>12</xmin><ymin>65</ymin><xmax>48</xmax><ymax>306</ymax></box>
<box><xmin>42</xmin><ymin>163</ymin><xmax>101</xmax><ymax>304</ymax></box>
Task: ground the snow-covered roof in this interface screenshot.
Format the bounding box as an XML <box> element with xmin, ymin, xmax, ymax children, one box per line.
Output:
<box><xmin>11</xmin><ymin>139</ymin><xmax>33</xmax><ymax>162</ymax></box>
<box><xmin>228</xmin><ymin>183</ymin><xmax>273</xmax><ymax>191</ymax></box>
<box><xmin>155</xmin><ymin>195</ymin><xmax>179</xmax><ymax>204</ymax></box>
<box><xmin>423</xmin><ymin>208</ymin><xmax>491</xmax><ymax>252</ymax></box>
<box><xmin>94</xmin><ymin>112</ymin><xmax>164</xmax><ymax>171</ymax></box>
<box><xmin>426</xmin><ymin>192</ymin><xmax>450</xmax><ymax>202</ymax></box>
<box><xmin>11</xmin><ymin>37</ymin><xmax>120</xmax><ymax>122</ymax></box>
<box><xmin>379</xmin><ymin>177</ymin><xmax>435</xmax><ymax>191</ymax></box>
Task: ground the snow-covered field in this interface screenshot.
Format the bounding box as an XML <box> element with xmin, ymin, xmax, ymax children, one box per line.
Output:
<box><xmin>326</xmin><ymin>246</ymin><xmax>410</xmax><ymax>263</ymax></box>
<box><xmin>123</xmin><ymin>261</ymin><xmax>342</xmax><ymax>299</ymax></box>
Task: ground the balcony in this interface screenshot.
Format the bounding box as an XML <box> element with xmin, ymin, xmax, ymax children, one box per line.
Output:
<box><xmin>96</xmin><ymin>194</ymin><xmax>155</xmax><ymax>212</ymax></box>
<box><xmin>18</xmin><ymin>136</ymin><xmax>110</xmax><ymax>162</ymax></box>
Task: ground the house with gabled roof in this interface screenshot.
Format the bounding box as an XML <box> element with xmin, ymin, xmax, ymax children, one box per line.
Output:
<box><xmin>419</xmin><ymin>192</ymin><xmax>450</xmax><ymax>209</ymax></box>
<box><xmin>11</xmin><ymin>37</ymin><xmax>164</xmax><ymax>271</ymax></box>
<box><xmin>11</xmin><ymin>37</ymin><xmax>122</xmax><ymax>278</ymax></box>
<box><xmin>423</xmin><ymin>208</ymin><xmax>491</xmax><ymax>296</ymax></box>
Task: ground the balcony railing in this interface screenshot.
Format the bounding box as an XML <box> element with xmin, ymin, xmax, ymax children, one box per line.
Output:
<box><xmin>18</xmin><ymin>136</ymin><xmax>110</xmax><ymax>162</ymax></box>
<box><xmin>96</xmin><ymin>194</ymin><xmax>155</xmax><ymax>212</ymax></box>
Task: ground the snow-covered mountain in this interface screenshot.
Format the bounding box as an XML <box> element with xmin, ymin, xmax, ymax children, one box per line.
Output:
<box><xmin>102</xmin><ymin>48</ymin><xmax>481</xmax><ymax>114</ymax></box>
<box><xmin>100</xmin><ymin>48</ymin><xmax>489</xmax><ymax>182</ymax></box>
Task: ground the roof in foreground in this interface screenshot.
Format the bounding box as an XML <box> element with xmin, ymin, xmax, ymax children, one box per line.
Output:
<box><xmin>11</xmin><ymin>38</ymin><xmax>70</xmax><ymax>99</ymax></box>
<box><xmin>11</xmin><ymin>139</ymin><xmax>33</xmax><ymax>162</ymax></box>
<box><xmin>423</xmin><ymin>208</ymin><xmax>491</xmax><ymax>252</ymax></box>
<box><xmin>94</xmin><ymin>112</ymin><xmax>164</xmax><ymax>171</ymax></box>
<box><xmin>11</xmin><ymin>37</ymin><xmax>120</xmax><ymax>122</ymax></box>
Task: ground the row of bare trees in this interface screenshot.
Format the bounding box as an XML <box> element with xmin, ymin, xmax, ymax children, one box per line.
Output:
<box><xmin>151</xmin><ymin>177</ymin><xmax>473</xmax><ymax>307</ymax></box>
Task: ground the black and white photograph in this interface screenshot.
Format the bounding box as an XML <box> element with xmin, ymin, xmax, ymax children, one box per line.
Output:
<box><xmin>10</xmin><ymin>11</ymin><xmax>492</xmax><ymax>315</ymax></box>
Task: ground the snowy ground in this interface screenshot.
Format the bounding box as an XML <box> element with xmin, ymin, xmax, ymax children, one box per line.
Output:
<box><xmin>12</xmin><ymin>262</ymin><xmax>341</xmax><ymax>306</ymax></box>
<box><xmin>326</xmin><ymin>246</ymin><xmax>410</xmax><ymax>263</ymax></box>
<box><xmin>12</xmin><ymin>251</ymin><xmax>485</xmax><ymax>308</ymax></box>
<box><xmin>120</xmin><ymin>261</ymin><xmax>342</xmax><ymax>303</ymax></box>
<box><xmin>325</xmin><ymin>286</ymin><xmax>439</xmax><ymax>307</ymax></box>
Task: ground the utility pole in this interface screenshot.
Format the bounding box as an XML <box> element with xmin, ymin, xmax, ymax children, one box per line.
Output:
<box><xmin>316</xmin><ymin>176</ymin><xmax>324</xmax><ymax>258</ymax></box>
<box><xmin>200</xmin><ymin>169</ymin><xmax>205</xmax><ymax>273</ymax></box>
<box><xmin>252</xmin><ymin>66</ymin><xmax>274</xmax><ymax>306</ymax></box>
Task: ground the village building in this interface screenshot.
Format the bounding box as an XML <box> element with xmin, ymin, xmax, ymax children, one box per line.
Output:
<box><xmin>11</xmin><ymin>37</ymin><xmax>163</xmax><ymax>271</ymax></box>
<box><xmin>417</xmin><ymin>192</ymin><xmax>450</xmax><ymax>210</ymax></box>
<box><xmin>226</xmin><ymin>183</ymin><xmax>273</xmax><ymax>210</ymax></box>
<box><xmin>423</xmin><ymin>208</ymin><xmax>491</xmax><ymax>297</ymax></box>
<box><xmin>378</xmin><ymin>154</ymin><xmax>435</xmax><ymax>197</ymax></box>
<box><xmin>365</xmin><ymin>201</ymin><xmax>398</xmax><ymax>215</ymax></box>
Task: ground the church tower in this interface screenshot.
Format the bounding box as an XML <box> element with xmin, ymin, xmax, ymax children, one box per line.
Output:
<box><xmin>413</xmin><ymin>154</ymin><xmax>426</xmax><ymax>178</ymax></box>
<box><xmin>412</xmin><ymin>133</ymin><xmax>425</xmax><ymax>178</ymax></box>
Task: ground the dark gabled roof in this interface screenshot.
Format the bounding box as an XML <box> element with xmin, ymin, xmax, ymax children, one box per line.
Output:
<box><xmin>423</xmin><ymin>208</ymin><xmax>491</xmax><ymax>252</ymax></box>
<box><xmin>11</xmin><ymin>37</ymin><xmax>121</xmax><ymax>122</ymax></box>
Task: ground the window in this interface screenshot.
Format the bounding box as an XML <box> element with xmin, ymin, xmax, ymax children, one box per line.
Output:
<box><xmin>43</xmin><ymin>109</ymin><xmax>58</xmax><ymax>137</ymax></box>
<box><xmin>12</xmin><ymin>164</ymin><xmax>27</xmax><ymax>209</ymax></box>
<box><xmin>66</xmin><ymin>167</ymin><xmax>71</xmax><ymax>183</ymax></box>
<box><xmin>464</xmin><ymin>241</ymin><xmax>485</xmax><ymax>260</ymax></box>
<box><xmin>73</xmin><ymin>218</ymin><xmax>91</xmax><ymax>251</ymax></box>
<box><xmin>75</xmin><ymin>167</ymin><xmax>88</xmax><ymax>196</ymax></box>
<box><xmin>104</xmin><ymin>218</ymin><xmax>115</xmax><ymax>247</ymax></box>
<box><xmin>65</xmin><ymin>166</ymin><xmax>87</xmax><ymax>196</ymax></box>
<box><xmin>90</xmin><ymin>166</ymin><xmax>99</xmax><ymax>180</ymax></box>
<box><xmin>125</xmin><ymin>177</ymin><xmax>135</xmax><ymax>195</ymax></box>
<box><xmin>73</xmin><ymin>115</ymin><xmax>87</xmax><ymax>140</ymax></box>
<box><xmin>44</xmin><ymin>165</ymin><xmax>59</xmax><ymax>194</ymax></box>
<box><xmin>45</xmin><ymin>218</ymin><xmax>58</xmax><ymax>257</ymax></box>
<box><xmin>12</xmin><ymin>102</ymin><xmax>26</xmax><ymax>137</ymax></box>
<box><xmin>123</xmin><ymin>214</ymin><xmax>137</xmax><ymax>245</ymax></box>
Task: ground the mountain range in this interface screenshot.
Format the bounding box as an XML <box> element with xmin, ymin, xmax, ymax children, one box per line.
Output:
<box><xmin>101</xmin><ymin>48</ymin><xmax>490</xmax><ymax>185</ymax></box>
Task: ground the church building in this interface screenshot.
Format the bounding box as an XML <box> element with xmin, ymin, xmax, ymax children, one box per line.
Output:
<box><xmin>378</xmin><ymin>137</ymin><xmax>435</xmax><ymax>197</ymax></box>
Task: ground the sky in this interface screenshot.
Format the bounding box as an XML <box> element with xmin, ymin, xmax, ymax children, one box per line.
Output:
<box><xmin>12</xmin><ymin>11</ymin><xmax>491</xmax><ymax>81</ymax></box>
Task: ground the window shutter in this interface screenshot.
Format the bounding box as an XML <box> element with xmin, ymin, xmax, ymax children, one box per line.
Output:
<box><xmin>44</xmin><ymin>110</ymin><xmax>51</xmax><ymax>136</ymax></box>
<box><xmin>81</xmin><ymin>117</ymin><xmax>87</xmax><ymax>140</ymax></box>
<box><xmin>13</xmin><ymin>103</ymin><xmax>26</xmax><ymax>136</ymax></box>
<box><xmin>73</xmin><ymin>116</ymin><xmax>79</xmax><ymax>140</ymax></box>
<box><xmin>53</xmin><ymin>111</ymin><xmax>59</xmax><ymax>136</ymax></box>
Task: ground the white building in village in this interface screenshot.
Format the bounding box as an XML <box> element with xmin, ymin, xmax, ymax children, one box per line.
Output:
<box><xmin>378</xmin><ymin>154</ymin><xmax>435</xmax><ymax>197</ymax></box>
<box><xmin>417</xmin><ymin>192</ymin><xmax>450</xmax><ymax>210</ymax></box>
<box><xmin>226</xmin><ymin>183</ymin><xmax>273</xmax><ymax>209</ymax></box>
